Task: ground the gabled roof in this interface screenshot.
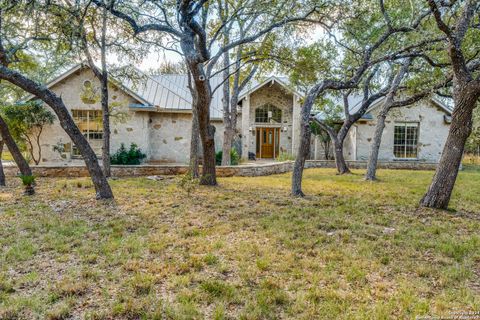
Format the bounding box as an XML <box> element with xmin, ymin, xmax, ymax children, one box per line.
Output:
<box><xmin>364</xmin><ymin>95</ymin><xmax>453</xmax><ymax>116</ymax></box>
<box><xmin>238</xmin><ymin>76</ymin><xmax>304</xmax><ymax>101</ymax></box>
<box><xmin>25</xmin><ymin>63</ymin><xmax>150</xmax><ymax>106</ymax></box>
<box><xmin>147</xmin><ymin>74</ymin><xmax>223</xmax><ymax>119</ymax></box>
<box><xmin>313</xmin><ymin>93</ymin><xmax>452</xmax><ymax>123</ymax></box>
<box><xmin>26</xmin><ymin>63</ymin><xmax>224</xmax><ymax>119</ymax></box>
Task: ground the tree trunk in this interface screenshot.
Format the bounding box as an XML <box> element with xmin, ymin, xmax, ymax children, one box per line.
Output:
<box><xmin>35</xmin><ymin>128</ymin><xmax>43</xmax><ymax>165</ymax></box>
<box><xmin>365</xmin><ymin>58</ymin><xmax>411</xmax><ymax>181</ymax></box>
<box><xmin>221</xmin><ymin>128</ymin><xmax>233</xmax><ymax>166</ymax></box>
<box><xmin>220</xmin><ymin>47</ymin><xmax>256</xmax><ymax>166</ymax></box>
<box><xmin>189</xmin><ymin>102</ymin><xmax>200</xmax><ymax>178</ymax></box>
<box><xmin>420</xmin><ymin>92</ymin><xmax>477</xmax><ymax>209</ymax></box>
<box><xmin>25</xmin><ymin>136</ymin><xmax>39</xmax><ymax>165</ymax></box>
<box><xmin>100</xmin><ymin>69</ymin><xmax>111</xmax><ymax>177</ymax></box>
<box><xmin>292</xmin><ymin>98</ymin><xmax>314</xmax><ymax>197</ymax></box>
<box><xmin>331</xmin><ymin>129</ymin><xmax>351</xmax><ymax>174</ymax></box>
<box><xmin>0</xmin><ymin>114</ymin><xmax>31</xmax><ymax>176</ymax></box>
<box><xmin>292</xmin><ymin>124</ymin><xmax>311</xmax><ymax>197</ymax></box>
<box><xmin>322</xmin><ymin>140</ymin><xmax>331</xmax><ymax>160</ymax></box>
<box><xmin>188</xmin><ymin>63</ymin><xmax>217</xmax><ymax>186</ymax></box>
<box><xmin>0</xmin><ymin>140</ymin><xmax>5</xmax><ymax>186</ymax></box>
<box><xmin>100</xmin><ymin>5</ymin><xmax>111</xmax><ymax>177</ymax></box>
<box><xmin>333</xmin><ymin>138</ymin><xmax>350</xmax><ymax>174</ymax></box>
<box><xmin>365</xmin><ymin>109</ymin><xmax>388</xmax><ymax>181</ymax></box>
<box><xmin>420</xmin><ymin>1</ymin><xmax>479</xmax><ymax>209</ymax></box>
<box><xmin>80</xmin><ymin>5</ymin><xmax>111</xmax><ymax>177</ymax></box>
<box><xmin>0</xmin><ymin>66</ymin><xmax>113</xmax><ymax>199</ymax></box>
<box><xmin>221</xmin><ymin>51</ymin><xmax>232</xmax><ymax>166</ymax></box>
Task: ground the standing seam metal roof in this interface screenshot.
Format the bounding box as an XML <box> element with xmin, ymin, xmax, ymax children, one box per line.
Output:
<box><xmin>121</xmin><ymin>68</ymin><xmax>224</xmax><ymax>119</ymax></box>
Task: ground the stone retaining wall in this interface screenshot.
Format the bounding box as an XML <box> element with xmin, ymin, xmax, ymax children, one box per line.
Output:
<box><xmin>3</xmin><ymin>160</ymin><xmax>438</xmax><ymax>178</ymax></box>
<box><xmin>305</xmin><ymin>160</ymin><xmax>439</xmax><ymax>170</ymax></box>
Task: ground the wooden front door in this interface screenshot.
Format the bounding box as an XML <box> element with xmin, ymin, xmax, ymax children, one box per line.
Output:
<box><xmin>256</xmin><ymin>127</ymin><xmax>280</xmax><ymax>158</ymax></box>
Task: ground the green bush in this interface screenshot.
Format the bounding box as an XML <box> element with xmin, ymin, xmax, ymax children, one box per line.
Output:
<box><xmin>111</xmin><ymin>143</ymin><xmax>146</xmax><ymax>165</ymax></box>
<box><xmin>215</xmin><ymin>149</ymin><xmax>240</xmax><ymax>166</ymax></box>
<box><xmin>276</xmin><ymin>151</ymin><xmax>295</xmax><ymax>162</ymax></box>
<box><xmin>19</xmin><ymin>174</ymin><xmax>35</xmax><ymax>186</ymax></box>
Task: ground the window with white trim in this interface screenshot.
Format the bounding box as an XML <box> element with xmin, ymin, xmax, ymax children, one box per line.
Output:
<box><xmin>394</xmin><ymin>122</ymin><xmax>419</xmax><ymax>159</ymax></box>
<box><xmin>71</xmin><ymin>109</ymin><xmax>103</xmax><ymax>156</ymax></box>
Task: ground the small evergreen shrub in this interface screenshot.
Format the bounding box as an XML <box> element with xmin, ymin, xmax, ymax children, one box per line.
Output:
<box><xmin>215</xmin><ymin>149</ymin><xmax>240</xmax><ymax>166</ymax></box>
<box><xmin>111</xmin><ymin>143</ymin><xmax>146</xmax><ymax>165</ymax></box>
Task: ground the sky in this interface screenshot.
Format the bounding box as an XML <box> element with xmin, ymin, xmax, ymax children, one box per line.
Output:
<box><xmin>138</xmin><ymin>51</ymin><xmax>181</xmax><ymax>71</ymax></box>
<box><xmin>112</xmin><ymin>24</ymin><xmax>326</xmax><ymax>73</ymax></box>
<box><xmin>107</xmin><ymin>49</ymin><xmax>181</xmax><ymax>73</ymax></box>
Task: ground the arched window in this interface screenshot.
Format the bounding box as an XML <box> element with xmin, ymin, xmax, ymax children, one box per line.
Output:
<box><xmin>255</xmin><ymin>104</ymin><xmax>282</xmax><ymax>123</ymax></box>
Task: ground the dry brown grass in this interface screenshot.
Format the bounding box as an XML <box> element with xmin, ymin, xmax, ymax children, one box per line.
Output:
<box><xmin>0</xmin><ymin>167</ymin><xmax>479</xmax><ymax>319</ymax></box>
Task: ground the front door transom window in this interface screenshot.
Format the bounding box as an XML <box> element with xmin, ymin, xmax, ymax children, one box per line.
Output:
<box><xmin>255</xmin><ymin>104</ymin><xmax>282</xmax><ymax>123</ymax></box>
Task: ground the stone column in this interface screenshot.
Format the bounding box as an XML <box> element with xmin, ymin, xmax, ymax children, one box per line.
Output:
<box><xmin>291</xmin><ymin>94</ymin><xmax>301</xmax><ymax>156</ymax></box>
<box><xmin>241</xmin><ymin>95</ymin><xmax>251</xmax><ymax>160</ymax></box>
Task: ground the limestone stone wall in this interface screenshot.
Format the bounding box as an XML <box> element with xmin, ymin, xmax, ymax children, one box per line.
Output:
<box><xmin>35</xmin><ymin>67</ymin><xmax>150</xmax><ymax>163</ymax></box>
<box><xmin>353</xmin><ymin>101</ymin><xmax>450</xmax><ymax>162</ymax></box>
<box><xmin>33</xmin><ymin>66</ymin><xmax>228</xmax><ymax>165</ymax></box>
<box><xmin>2</xmin><ymin>162</ymin><xmax>294</xmax><ymax>178</ymax></box>
<box><xmin>310</xmin><ymin>135</ymin><xmax>334</xmax><ymax>160</ymax></box>
<box><xmin>148</xmin><ymin>112</ymin><xmax>225</xmax><ymax>163</ymax></box>
<box><xmin>304</xmin><ymin>160</ymin><xmax>438</xmax><ymax>170</ymax></box>
<box><xmin>2</xmin><ymin>160</ymin><xmax>438</xmax><ymax>179</ymax></box>
<box><xmin>343</xmin><ymin>126</ymin><xmax>357</xmax><ymax>161</ymax></box>
<box><xmin>246</xmin><ymin>83</ymin><xmax>294</xmax><ymax>156</ymax></box>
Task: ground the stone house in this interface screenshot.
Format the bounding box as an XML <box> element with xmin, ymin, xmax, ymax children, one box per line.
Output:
<box><xmin>310</xmin><ymin>98</ymin><xmax>452</xmax><ymax>162</ymax></box>
<box><xmin>29</xmin><ymin>63</ymin><xmax>452</xmax><ymax>164</ymax></box>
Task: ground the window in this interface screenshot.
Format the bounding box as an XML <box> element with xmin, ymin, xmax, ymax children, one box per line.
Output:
<box><xmin>83</xmin><ymin>80</ymin><xmax>93</xmax><ymax>88</ymax></box>
<box><xmin>72</xmin><ymin>110</ymin><xmax>103</xmax><ymax>140</ymax></box>
<box><xmin>394</xmin><ymin>123</ymin><xmax>419</xmax><ymax>159</ymax></box>
<box><xmin>72</xmin><ymin>110</ymin><xmax>103</xmax><ymax>156</ymax></box>
<box><xmin>255</xmin><ymin>104</ymin><xmax>282</xmax><ymax>123</ymax></box>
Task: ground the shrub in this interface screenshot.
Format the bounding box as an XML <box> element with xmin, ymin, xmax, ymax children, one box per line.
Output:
<box><xmin>215</xmin><ymin>149</ymin><xmax>240</xmax><ymax>165</ymax></box>
<box><xmin>111</xmin><ymin>143</ymin><xmax>146</xmax><ymax>165</ymax></box>
<box><xmin>178</xmin><ymin>171</ymin><xmax>199</xmax><ymax>195</ymax></box>
<box><xmin>19</xmin><ymin>174</ymin><xmax>35</xmax><ymax>196</ymax></box>
<box><xmin>19</xmin><ymin>174</ymin><xmax>35</xmax><ymax>186</ymax></box>
<box><xmin>276</xmin><ymin>151</ymin><xmax>295</xmax><ymax>162</ymax></box>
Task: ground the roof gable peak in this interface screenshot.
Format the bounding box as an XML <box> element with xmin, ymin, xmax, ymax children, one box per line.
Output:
<box><xmin>239</xmin><ymin>75</ymin><xmax>303</xmax><ymax>100</ymax></box>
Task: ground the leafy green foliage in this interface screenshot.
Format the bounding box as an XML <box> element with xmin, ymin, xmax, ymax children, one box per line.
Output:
<box><xmin>1</xmin><ymin>101</ymin><xmax>55</xmax><ymax>164</ymax></box>
<box><xmin>2</xmin><ymin>101</ymin><xmax>55</xmax><ymax>135</ymax></box>
<box><xmin>110</xmin><ymin>143</ymin><xmax>146</xmax><ymax>165</ymax></box>
<box><xmin>18</xmin><ymin>174</ymin><xmax>35</xmax><ymax>186</ymax></box>
<box><xmin>286</xmin><ymin>41</ymin><xmax>337</xmax><ymax>90</ymax></box>
<box><xmin>178</xmin><ymin>171</ymin><xmax>199</xmax><ymax>196</ymax></box>
<box><xmin>215</xmin><ymin>149</ymin><xmax>240</xmax><ymax>166</ymax></box>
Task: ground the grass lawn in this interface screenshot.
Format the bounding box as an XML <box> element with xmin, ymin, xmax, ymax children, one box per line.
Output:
<box><xmin>0</xmin><ymin>168</ymin><xmax>479</xmax><ymax>319</ymax></box>
<box><xmin>1</xmin><ymin>152</ymin><xmax>14</xmax><ymax>162</ymax></box>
